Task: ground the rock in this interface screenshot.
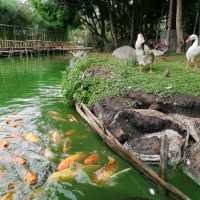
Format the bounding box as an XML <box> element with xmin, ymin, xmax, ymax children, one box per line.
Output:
<box><xmin>124</xmin><ymin>129</ymin><xmax>184</xmax><ymax>164</ymax></box>
<box><xmin>108</xmin><ymin>109</ymin><xmax>184</xmax><ymax>142</ymax></box>
<box><xmin>127</xmin><ymin>90</ymin><xmax>200</xmax><ymax>116</ymax></box>
<box><xmin>184</xmin><ymin>143</ymin><xmax>200</xmax><ymax>184</ymax></box>
<box><xmin>127</xmin><ymin>90</ymin><xmax>157</xmax><ymax>109</ymax></box>
<box><xmin>157</xmin><ymin>95</ymin><xmax>200</xmax><ymax>115</ymax></box>
<box><xmin>92</xmin><ymin>96</ymin><xmax>136</xmax><ymax>127</ymax></box>
<box><xmin>112</xmin><ymin>45</ymin><xmax>136</xmax><ymax>63</ymax></box>
<box><xmin>169</xmin><ymin>114</ymin><xmax>200</xmax><ymax>143</ymax></box>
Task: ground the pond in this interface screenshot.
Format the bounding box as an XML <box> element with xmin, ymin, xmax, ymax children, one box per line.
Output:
<box><xmin>0</xmin><ymin>56</ymin><xmax>198</xmax><ymax>200</ymax></box>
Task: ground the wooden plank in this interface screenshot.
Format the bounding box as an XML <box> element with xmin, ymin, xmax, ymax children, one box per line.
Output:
<box><xmin>76</xmin><ymin>103</ymin><xmax>191</xmax><ymax>200</ymax></box>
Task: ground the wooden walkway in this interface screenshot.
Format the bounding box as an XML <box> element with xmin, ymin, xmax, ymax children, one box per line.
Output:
<box><xmin>0</xmin><ymin>40</ymin><xmax>92</xmax><ymax>57</ymax></box>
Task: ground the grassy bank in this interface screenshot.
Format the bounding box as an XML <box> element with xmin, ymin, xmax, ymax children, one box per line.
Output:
<box><xmin>62</xmin><ymin>53</ymin><xmax>200</xmax><ymax>106</ymax></box>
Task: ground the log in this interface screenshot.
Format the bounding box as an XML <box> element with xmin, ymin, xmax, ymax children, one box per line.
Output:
<box><xmin>75</xmin><ymin>103</ymin><xmax>191</xmax><ymax>200</ymax></box>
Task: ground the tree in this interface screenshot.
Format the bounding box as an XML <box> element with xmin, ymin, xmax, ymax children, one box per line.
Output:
<box><xmin>176</xmin><ymin>0</ymin><xmax>184</xmax><ymax>54</ymax></box>
<box><xmin>166</xmin><ymin>0</ymin><xmax>174</xmax><ymax>49</ymax></box>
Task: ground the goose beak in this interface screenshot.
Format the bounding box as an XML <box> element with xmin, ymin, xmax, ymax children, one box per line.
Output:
<box><xmin>185</xmin><ymin>37</ymin><xmax>191</xmax><ymax>43</ymax></box>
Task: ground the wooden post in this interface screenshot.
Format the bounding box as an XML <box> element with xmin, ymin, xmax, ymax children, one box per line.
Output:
<box><xmin>160</xmin><ymin>135</ymin><xmax>169</xmax><ymax>181</ymax></box>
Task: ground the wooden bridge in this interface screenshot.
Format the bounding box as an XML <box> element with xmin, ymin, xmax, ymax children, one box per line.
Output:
<box><xmin>0</xmin><ymin>24</ymin><xmax>92</xmax><ymax>57</ymax></box>
<box><xmin>0</xmin><ymin>40</ymin><xmax>92</xmax><ymax>57</ymax></box>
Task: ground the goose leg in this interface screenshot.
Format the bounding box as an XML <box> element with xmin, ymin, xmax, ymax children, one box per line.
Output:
<box><xmin>149</xmin><ymin>64</ymin><xmax>153</xmax><ymax>73</ymax></box>
<box><xmin>139</xmin><ymin>64</ymin><xmax>142</xmax><ymax>72</ymax></box>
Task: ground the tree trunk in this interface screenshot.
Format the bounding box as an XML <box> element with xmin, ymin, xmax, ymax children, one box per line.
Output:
<box><xmin>130</xmin><ymin>4</ymin><xmax>135</xmax><ymax>46</ymax></box>
<box><xmin>108</xmin><ymin>1</ymin><xmax>118</xmax><ymax>48</ymax></box>
<box><xmin>166</xmin><ymin>0</ymin><xmax>174</xmax><ymax>49</ymax></box>
<box><xmin>176</xmin><ymin>0</ymin><xmax>184</xmax><ymax>54</ymax></box>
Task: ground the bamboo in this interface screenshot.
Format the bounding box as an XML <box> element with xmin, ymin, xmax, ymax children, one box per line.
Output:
<box><xmin>75</xmin><ymin>103</ymin><xmax>191</xmax><ymax>200</ymax></box>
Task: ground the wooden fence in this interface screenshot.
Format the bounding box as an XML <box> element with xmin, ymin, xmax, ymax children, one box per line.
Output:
<box><xmin>0</xmin><ymin>39</ymin><xmax>92</xmax><ymax>57</ymax></box>
<box><xmin>0</xmin><ymin>24</ymin><xmax>67</xmax><ymax>41</ymax></box>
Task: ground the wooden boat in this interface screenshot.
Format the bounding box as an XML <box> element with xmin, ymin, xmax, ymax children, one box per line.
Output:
<box><xmin>75</xmin><ymin>103</ymin><xmax>190</xmax><ymax>200</ymax></box>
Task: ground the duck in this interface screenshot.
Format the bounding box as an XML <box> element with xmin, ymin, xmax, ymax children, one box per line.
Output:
<box><xmin>185</xmin><ymin>34</ymin><xmax>200</xmax><ymax>69</ymax></box>
<box><xmin>135</xmin><ymin>33</ymin><xmax>154</xmax><ymax>73</ymax></box>
<box><xmin>69</xmin><ymin>50</ymin><xmax>88</xmax><ymax>59</ymax></box>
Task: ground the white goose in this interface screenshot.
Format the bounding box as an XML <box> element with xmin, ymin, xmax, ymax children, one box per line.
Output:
<box><xmin>186</xmin><ymin>34</ymin><xmax>200</xmax><ymax>69</ymax></box>
<box><xmin>135</xmin><ymin>33</ymin><xmax>154</xmax><ymax>73</ymax></box>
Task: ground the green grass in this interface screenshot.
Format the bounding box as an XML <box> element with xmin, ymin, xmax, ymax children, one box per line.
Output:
<box><xmin>62</xmin><ymin>53</ymin><xmax>200</xmax><ymax>106</ymax></box>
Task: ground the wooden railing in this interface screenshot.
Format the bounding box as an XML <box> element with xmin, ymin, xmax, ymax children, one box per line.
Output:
<box><xmin>0</xmin><ymin>40</ymin><xmax>76</xmax><ymax>50</ymax></box>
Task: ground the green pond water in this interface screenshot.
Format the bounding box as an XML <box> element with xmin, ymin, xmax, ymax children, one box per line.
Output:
<box><xmin>0</xmin><ymin>56</ymin><xmax>199</xmax><ymax>200</ymax></box>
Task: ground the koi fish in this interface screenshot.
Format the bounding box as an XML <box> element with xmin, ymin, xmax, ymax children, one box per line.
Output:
<box><xmin>4</xmin><ymin>117</ymin><xmax>12</xmax><ymax>124</ymax></box>
<box><xmin>93</xmin><ymin>158</ymin><xmax>118</xmax><ymax>182</ymax></box>
<box><xmin>84</xmin><ymin>153</ymin><xmax>99</xmax><ymax>165</ymax></box>
<box><xmin>14</xmin><ymin>156</ymin><xmax>27</xmax><ymax>165</ymax></box>
<box><xmin>49</xmin><ymin>165</ymin><xmax>100</xmax><ymax>182</ymax></box>
<box><xmin>24</xmin><ymin>133</ymin><xmax>40</xmax><ymax>143</ymax></box>
<box><xmin>57</xmin><ymin>152</ymin><xmax>83</xmax><ymax>171</ymax></box>
<box><xmin>48</xmin><ymin>167</ymin><xmax>78</xmax><ymax>182</ymax></box>
<box><xmin>63</xmin><ymin>138</ymin><xmax>72</xmax><ymax>153</ymax></box>
<box><xmin>24</xmin><ymin>171</ymin><xmax>38</xmax><ymax>185</ymax></box>
<box><xmin>11</xmin><ymin>122</ymin><xmax>23</xmax><ymax>128</ymax></box>
<box><xmin>0</xmin><ymin>140</ymin><xmax>10</xmax><ymax>149</ymax></box>
<box><xmin>0</xmin><ymin>192</ymin><xmax>13</xmax><ymax>200</ymax></box>
<box><xmin>66</xmin><ymin>129</ymin><xmax>75</xmax><ymax>136</ymax></box>
<box><xmin>48</xmin><ymin>110</ymin><xmax>62</xmax><ymax>117</ymax></box>
<box><xmin>67</xmin><ymin>114</ymin><xmax>78</xmax><ymax>122</ymax></box>
<box><xmin>51</xmin><ymin>115</ymin><xmax>68</xmax><ymax>122</ymax></box>
<box><xmin>44</xmin><ymin>148</ymin><xmax>54</xmax><ymax>160</ymax></box>
<box><xmin>50</xmin><ymin>130</ymin><xmax>62</xmax><ymax>144</ymax></box>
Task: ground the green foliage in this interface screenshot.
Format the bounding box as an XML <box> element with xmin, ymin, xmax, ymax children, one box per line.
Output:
<box><xmin>62</xmin><ymin>54</ymin><xmax>200</xmax><ymax>106</ymax></box>
<box><xmin>0</xmin><ymin>0</ymin><xmax>48</xmax><ymax>27</ymax></box>
<box><xmin>31</xmin><ymin>0</ymin><xmax>80</xmax><ymax>29</ymax></box>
